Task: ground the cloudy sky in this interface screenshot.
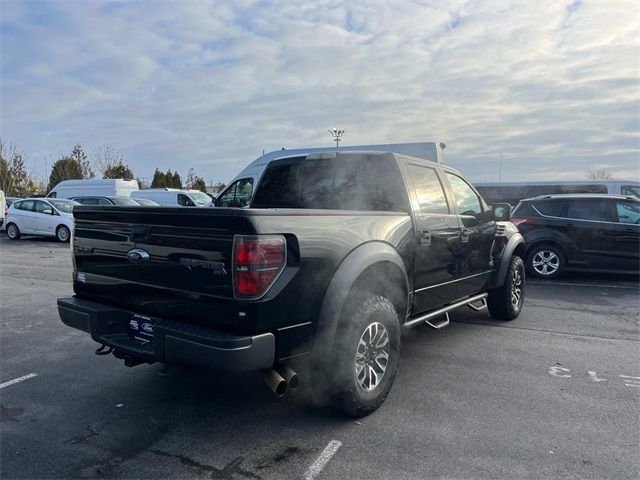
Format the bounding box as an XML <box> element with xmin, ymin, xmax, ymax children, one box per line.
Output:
<box><xmin>1</xmin><ymin>0</ymin><xmax>638</xmax><ymax>185</ymax></box>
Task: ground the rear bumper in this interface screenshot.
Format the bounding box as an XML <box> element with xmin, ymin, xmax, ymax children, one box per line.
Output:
<box><xmin>57</xmin><ymin>297</ymin><xmax>275</xmax><ymax>372</ymax></box>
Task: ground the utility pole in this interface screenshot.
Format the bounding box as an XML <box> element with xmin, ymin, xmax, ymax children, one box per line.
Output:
<box><xmin>328</xmin><ymin>128</ymin><xmax>345</xmax><ymax>148</ymax></box>
<box><xmin>499</xmin><ymin>152</ymin><xmax>503</xmax><ymax>185</ymax></box>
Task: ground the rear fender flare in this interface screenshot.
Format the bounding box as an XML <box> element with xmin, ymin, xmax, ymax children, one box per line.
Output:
<box><xmin>312</xmin><ymin>242</ymin><xmax>409</xmax><ymax>361</ymax></box>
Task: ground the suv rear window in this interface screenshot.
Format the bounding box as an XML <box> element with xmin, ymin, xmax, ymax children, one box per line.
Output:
<box><xmin>534</xmin><ymin>200</ymin><xmax>566</xmax><ymax>217</ymax></box>
<box><xmin>252</xmin><ymin>155</ymin><xmax>408</xmax><ymax>211</ymax></box>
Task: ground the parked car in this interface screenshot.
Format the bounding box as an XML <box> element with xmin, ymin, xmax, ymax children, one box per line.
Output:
<box><xmin>58</xmin><ymin>147</ymin><xmax>525</xmax><ymax>417</ymax></box>
<box><xmin>131</xmin><ymin>188</ymin><xmax>212</xmax><ymax>207</ymax></box>
<box><xmin>511</xmin><ymin>194</ymin><xmax>640</xmax><ymax>278</ymax></box>
<box><xmin>46</xmin><ymin>179</ymin><xmax>139</xmax><ymax>199</ymax></box>
<box><xmin>0</xmin><ymin>190</ymin><xmax>4</xmax><ymax>227</ymax></box>
<box><xmin>5</xmin><ymin>198</ymin><xmax>78</xmax><ymax>242</ymax></box>
<box><xmin>131</xmin><ymin>198</ymin><xmax>160</xmax><ymax>206</ymax></box>
<box><xmin>71</xmin><ymin>196</ymin><xmax>141</xmax><ymax>206</ymax></box>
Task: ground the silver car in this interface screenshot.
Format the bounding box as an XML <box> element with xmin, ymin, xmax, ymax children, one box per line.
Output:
<box><xmin>4</xmin><ymin>198</ymin><xmax>78</xmax><ymax>242</ymax></box>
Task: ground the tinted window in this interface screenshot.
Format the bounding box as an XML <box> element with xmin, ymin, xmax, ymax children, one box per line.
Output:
<box><xmin>47</xmin><ymin>192</ymin><xmax>57</xmax><ymax>198</ymax></box>
<box><xmin>511</xmin><ymin>202</ymin><xmax>536</xmax><ymax>217</ymax></box>
<box><xmin>566</xmin><ymin>199</ymin><xmax>612</xmax><ymax>222</ymax></box>
<box><xmin>49</xmin><ymin>200</ymin><xmax>76</xmax><ymax>213</ymax></box>
<box><xmin>445</xmin><ymin>173</ymin><xmax>482</xmax><ymax>217</ymax></box>
<box><xmin>109</xmin><ymin>197</ymin><xmax>139</xmax><ymax>206</ymax></box>
<box><xmin>217</xmin><ymin>178</ymin><xmax>254</xmax><ymax>207</ymax></box>
<box><xmin>534</xmin><ymin>200</ymin><xmax>566</xmax><ymax>217</ymax></box>
<box><xmin>78</xmin><ymin>197</ymin><xmax>99</xmax><ymax>206</ymax></box>
<box><xmin>97</xmin><ymin>198</ymin><xmax>113</xmax><ymax>206</ymax></box>
<box><xmin>252</xmin><ymin>155</ymin><xmax>408</xmax><ymax>211</ymax></box>
<box><xmin>406</xmin><ymin>164</ymin><xmax>448</xmax><ymax>214</ymax></box>
<box><xmin>177</xmin><ymin>194</ymin><xmax>195</xmax><ymax>206</ymax></box>
<box><xmin>616</xmin><ymin>201</ymin><xmax>640</xmax><ymax>224</ymax></box>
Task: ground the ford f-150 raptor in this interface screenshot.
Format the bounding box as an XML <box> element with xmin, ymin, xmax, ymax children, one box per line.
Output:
<box><xmin>58</xmin><ymin>143</ymin><xmax>525</xmax><ymax>416</ymax></box>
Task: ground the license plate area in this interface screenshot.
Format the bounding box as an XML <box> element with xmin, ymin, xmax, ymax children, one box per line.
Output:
<box><xmin>128</xmin><ymin>314</ymin><xmax>155</xmax><ymax>343</ymax></box>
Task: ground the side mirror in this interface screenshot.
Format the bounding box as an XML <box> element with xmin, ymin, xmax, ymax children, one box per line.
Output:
<box><xmin>492</xmin><ymin>203</ymin><xmax>511</xmax><ymax>221</ymax></box>
<box><xmin>43</xmin><ymin>209</ymin><xmax>53</xmax><ymax>215</ymax></box>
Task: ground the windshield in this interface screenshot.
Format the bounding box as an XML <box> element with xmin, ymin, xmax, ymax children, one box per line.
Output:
<box><xmin>49</xmin><ymin>200</ymin><xmax>78</xmax><ymax>213</ymax></box>
<box><xmin>189</xmin><ymin>191</ymin><xmax>212</xmax><ymax>205</ymax></box>
<box><xmin>622</xmin><ymin>185</ymin><xmax>640</xmax><ymax>200</ymax></box>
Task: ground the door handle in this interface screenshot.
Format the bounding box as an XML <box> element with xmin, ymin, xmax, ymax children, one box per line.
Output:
<box><xmin>460</xmin><ymin>228</ymin><xmax>473</xmax><ymax>243</ymax></box>
<box><xmin>419</xmin><ymin>229</ymin><xmax>431</xmax><ymax>246</ymax></box>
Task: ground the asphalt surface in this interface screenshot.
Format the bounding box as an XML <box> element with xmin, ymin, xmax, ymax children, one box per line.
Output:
<box><xmin>1</xmin><ymin>235</ymin><xmax>639</xmax><ymax>479</ymax></box>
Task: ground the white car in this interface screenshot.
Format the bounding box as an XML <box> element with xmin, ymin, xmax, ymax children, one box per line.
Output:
<box><xmin>5</xmin><ymin>198</ymin><xmax>78</xmax><ymax>242</ymax></box>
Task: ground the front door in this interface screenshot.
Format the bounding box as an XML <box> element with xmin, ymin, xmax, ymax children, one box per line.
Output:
<box><xmin>405</xmin><ymin>163</ymin><xmax>462</xmax><ymax>313</ymax></box>
<box><xmin>611</xmin><ymin>199</ymin><xmax>640</xmax><ymax>272</ymax></box>
<box><xmin>443</xmin><ymin>172</ymin><xmax>495</xmax><ymax>298</ymax></box>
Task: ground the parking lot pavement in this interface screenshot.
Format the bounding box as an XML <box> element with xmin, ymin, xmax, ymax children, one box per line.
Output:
<box><xmin>1</xmin><ymin>235</ymin><xmax>639</xmax><ymax>479</ymax></box>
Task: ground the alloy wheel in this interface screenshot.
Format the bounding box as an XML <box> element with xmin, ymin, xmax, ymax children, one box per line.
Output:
<box><xmin>354</xmin><ymin>321</ymin><xmax>390</xmax><ymax>391</ymax></box>
<box><xmin>511</xmin><ymin>266</ymin><xmax>523</xmax><ymax>307</ymax></box>
<box><xmin>57</xmin><ymin>226</ymin><xmax>70</xmax><ymax>242</ymax></box>
<box><xmin>531</xmin><ymin>250</ymin><xmax>559</xmax><ymax>276</ymax></box>
<box><xmin>7</xmin><ymin>224</ymin><xmax>18</xmax><ymax>239</ymax></box>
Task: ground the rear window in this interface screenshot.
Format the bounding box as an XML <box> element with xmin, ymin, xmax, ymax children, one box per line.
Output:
<box><xmin>252</xmin><ymin>155</ymin><xmax>408</xmax><ymax>211</ymax></box>
<box><xmin>110</xmin><ymin>197</ymin><xmax>139</xmax><ymax>206</ymax></box>
<box><xmin>533</xmin><ymin>200</ymin><xmax>567</xmax><ymax>217</ymax></box>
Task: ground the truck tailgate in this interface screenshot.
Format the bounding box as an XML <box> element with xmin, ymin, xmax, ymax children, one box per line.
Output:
<box><xmin>72</xmin><ymin>207</ymin><xmax>255</xmax><ymax>325</ymax></box>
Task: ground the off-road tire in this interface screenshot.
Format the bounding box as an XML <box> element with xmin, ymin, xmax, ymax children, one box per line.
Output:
<box><xmin>6</xmin><ymin>223</ymin><xmax>20</xmax><ymax>240</ymax></box>
<box><xmin>313</xmin><ymin>295</ymin><xmax>401</xmax><ymax>417</ymax></box>
<box><xmin>56</xmin><ymin>225</ymin><xmax>70</xmax><ymax>243</ymax></box>
<box><xmin>487</xmin><ymin>255</ymin><xmax>525</xmax><ymax>321</ymax></box>
<box><xmin>526</xmin><ymin>244</ymin><xmax>565</xmax><ymax>279</ymax></box>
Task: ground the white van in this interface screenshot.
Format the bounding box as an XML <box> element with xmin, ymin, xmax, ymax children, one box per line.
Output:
<box><xmin>131</xmin><ymin>188</ymin><xmax>212</xmax><ymax>207</ymax></box>
<box><xmin>474</xmin><ymin>179</ymin><xmax>640</xmax><ymax>206</ymax></box>
<box><xmin>47</xmin><ymin>179</ymin><xmax>139</xmax><ymax>199</ymax></box>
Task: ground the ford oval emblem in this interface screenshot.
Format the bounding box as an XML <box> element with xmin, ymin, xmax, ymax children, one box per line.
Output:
<box><xmin>127</xmin><ymin>248</ymin><xmax>150</xmax><ymax>263</ymax></box>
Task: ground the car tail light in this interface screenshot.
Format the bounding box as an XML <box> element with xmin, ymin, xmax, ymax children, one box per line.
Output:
<box><xmin>511</xmin><ymin>217</ymin><xmax>532</xmax><ymax>226</ymax></box>
<box><xmin>233</xmin><ymin>235</ymin><xmax>286</xmax><ymax>299</ymax></box>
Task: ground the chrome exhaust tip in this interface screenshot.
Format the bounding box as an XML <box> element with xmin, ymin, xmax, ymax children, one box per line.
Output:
<box><xmin>277</xmin><ymin>366</ymin><xmax>299</xmax><ymax>391</ymax></box>
<box><xmin>263</xmin><ymin>369</ymin><xmax>288</xmax><ymax>397</ymax></box>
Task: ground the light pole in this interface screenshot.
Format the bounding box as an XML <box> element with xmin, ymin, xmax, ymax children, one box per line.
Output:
<box><xmin>328</xmin><ymin>128</ymin><xmax>345</xmax><ymax>148</ymax></box>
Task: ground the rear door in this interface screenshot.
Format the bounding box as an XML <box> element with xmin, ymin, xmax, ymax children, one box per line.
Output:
<box><xmin>13</xmin><ymin>200</ymin><xmax>36</xmax><ymax>233</ymax></box>
<box><xmin>443</xmin><ymin>172</ymin><xmax>495</xmax><ymax>298</ymax></box>
<box><xmin>564</xmin><ymin>198</ymin><xmax>615</xmax><ymax>269</ymax></box>
<box><xmin>404</xmin><ymin>162</ymin><xmax>461</xmax><ymax>312</ymax></box>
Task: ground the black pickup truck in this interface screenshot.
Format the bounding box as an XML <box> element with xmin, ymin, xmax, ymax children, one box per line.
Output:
<box><xmin>58</xmin><ymin>150</ymin><xmax>525</xmax><ymax>416</ymax></box>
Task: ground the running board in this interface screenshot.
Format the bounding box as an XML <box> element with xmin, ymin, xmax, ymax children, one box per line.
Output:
<box><xmin>403</xmin><ymin>293</ymin><xmax>489</xmax><ymax>330</ymax></box>
<box><xmin>467</xmin><ymin>297</ymin><xmax>487</xmax><ymax>311</ymax></box>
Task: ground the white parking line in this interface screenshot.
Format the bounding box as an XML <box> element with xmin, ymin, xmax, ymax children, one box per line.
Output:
<box><xmin>303</xmin><ymin>440</ymin><xmax>342</xmax><ymax>480</ymax></box>
<box><xmin>0</xmin><ymin>373</ymin><xmax>38</xmax><ymax>389</ymax></box>
<box><xmin>529</xmin><ymin>281</ymin><xmax>638</xmax><ymax>290</ymax></box>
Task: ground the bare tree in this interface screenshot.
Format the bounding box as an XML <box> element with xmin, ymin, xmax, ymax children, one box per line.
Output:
<box><xmin>0</xmin><ymin>138</ymin><xmax>30</xmax><ymax>196</ymax></box>
<box><xmin>93</xmin><ymin>145</ymin><xmax>124</xmax><ymax>177</ymax></box>
<box><xmin>586</xmin><ymin>169</ymin><xmax>614</xmax><ymax>180</ymax></box>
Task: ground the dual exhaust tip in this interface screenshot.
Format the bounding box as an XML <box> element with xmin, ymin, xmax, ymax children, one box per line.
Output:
<box><xmin>263</xmin><ymin>366</ymin><xmax>299</xmax><ymax>397</ymax></box>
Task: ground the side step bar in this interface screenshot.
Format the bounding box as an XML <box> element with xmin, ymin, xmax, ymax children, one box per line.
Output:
<box><xmin>402</xmin><ymin>293</ymin><xmax>489</xmax><ymax>331</ymax></box>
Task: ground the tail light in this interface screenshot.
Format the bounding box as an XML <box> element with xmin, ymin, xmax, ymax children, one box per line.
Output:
<box><xmin>511</xmin><ymin>217</ymin><xmax>532</xmax><ymax>226</ymax></box>
<box><xmin>233</xmin><ymin>235</ymin><xmax>286</xmax><ymax>299</ymax></box>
